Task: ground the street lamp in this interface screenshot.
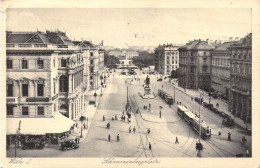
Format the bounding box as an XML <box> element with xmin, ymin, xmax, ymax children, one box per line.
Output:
<box><xmin>197</xmin><ymin>93</ymin><xmax>203</xmax><ymax>157</ymax></box>
<box><xmin>94</xmin><ymin>92</ymin><xmax>97</xmax><ymax>107</ymax></box>
<box><xmin>173</xmin><ymin>85</ymin><xmax>176</xmax><ymax>103</ymax></box>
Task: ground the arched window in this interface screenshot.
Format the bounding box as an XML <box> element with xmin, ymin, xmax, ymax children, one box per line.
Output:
<box><xmin>59</xmin><ymin>75</ymin><xmax>68</xmax><ymax>92</ymax></box>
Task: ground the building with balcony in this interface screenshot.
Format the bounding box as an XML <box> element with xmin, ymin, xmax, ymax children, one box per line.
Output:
<box><xmin>6</xmin><ymin>31</ymin><xmax>75</xmax><ymax>138</ymax></box>
<box><xmin>6</xmin><ymin>31</ymin><xmax>85</xmax><ymax>121</ymax></box>
<box><xmin>178</xmin><ymin>40</ymin><xmax>215</xmax><ymax>90</ymax></box>
<box><xmin>211</xmin><ymin>41</ymin><xmax>236</xmax><ymax>100</ymax></box>
<box><xmin>154</xmin><ymin>44</ymin><xmax>180</xmax><ymax>75</ymax></box>
<box><xmin>228</xmin><ymin>33</ymin><xmax>252</xmax><ymax>122</ymax></box>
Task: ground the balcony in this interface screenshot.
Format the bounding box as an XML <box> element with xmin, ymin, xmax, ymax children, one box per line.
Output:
<box><xmin>6</xmin><ymin>43</ymin><xmax>80</xmax><ymax>51</ymax></box>
<box><xmin>6</xmin><ymin>97</ymin><xmax>18</xmax><ymax>104</ymax></box>
<box><xmin>59</xmin><ymin>92</ymin><xmax>68</xmax><ymax>98</ymax></box>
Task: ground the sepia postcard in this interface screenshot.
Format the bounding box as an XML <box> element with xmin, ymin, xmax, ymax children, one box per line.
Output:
<box><xmin>1</xmin><ymin>0</ymin><xmax>260</xmax><ymax>168</ymax></box>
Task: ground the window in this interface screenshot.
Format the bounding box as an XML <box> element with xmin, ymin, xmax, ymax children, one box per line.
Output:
<box><xmin>53</xmin><ymin>79</ymin><xmax>56</xmax><ymax>94</ymax></box>
<box><xmin>202</xmin><ymin>66</ymin><xmax>208</xmax><ymax>72</ymax></box>
<box><xmin>22</xmin><ymin>106</ymin><xmax>29</xmax><ymax>115</ymax></box>
<box><xmin>59</xmin><ymin>75</ymin><xmax>68</xmax><ymax>92</ymax></box>
<box><xmin>90</xmin><ymin>81</ymin><xmax>93</xmax><ymax>86</ymax></box>
<box><xmin>37</xmin><ymin>84</ymin><xmax>44</xmax><ymax>96</ymax></box>
<box><xmin>90</xmin><ymin>67</ymin><xmax>94</xmax><ymax>73</ymax></box>
<box><xmin>203</xmin><ymin>52</ymin><xmax>206</xmax><ymax>56</ymax></box>
<box><xmin>37</xmin><ymin>106</ymin><xmax>44</xmax><ymax>115</ymax></box>
<box><xmin>6</xmin><ymin>84</ymin><xmax>13</xmax><ymax>97</ymax></box>
<box><xmin>61</xmin><ymin>59</ymin><xmax>67</xmax><ymax>67</ymax></box>
<box><xmin>7</xmin><ymin>60</ymin><xmax>13</xmax><ymax>69</ymax></box>
<box><xmin>22</xmin><ymin>84</ymin><xmax>28</xmax><ymax>97</ymax></box>
<box><xmin>90</xmin><ymin>52</ymin><xmax>93</xmax><ymax>56</ymax></box>
<box><xmin>203</xmin><ymin>58</ymin><xmax>207</xmax><ymax>63</ymax></box>
<box><xmin>37</xmin><ymin>60</ymin><xmax>44</xmax><ymax>69</ymax></box>
<box><xmin>53</xmin><ymin>59</ymin><xmax>55</xmax><ymax>68</ymax></box>
<box><xmin>7</xmin><ymin>105</ymin><xmax>13</xmax><ymax>115</ymax></box>
<box><xmin>90</xmin><ymin>60</ymin><xmax>93</xmax><ymax>65</ymax></box>
<box><xmin>22</xmin><ymin>60</ymin><xmax>28</xmax><ymax>69</ymax></box>
<box><xmin>90</xmin><ymin>76</ymin><xmax>93</xmax><ymax>80</ymax></box>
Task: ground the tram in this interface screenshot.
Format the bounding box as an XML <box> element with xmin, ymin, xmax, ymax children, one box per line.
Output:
<box><xmin>177</xmin><ymin>105</ymin><xmax>211</xmax><ymax>140</ymax></box>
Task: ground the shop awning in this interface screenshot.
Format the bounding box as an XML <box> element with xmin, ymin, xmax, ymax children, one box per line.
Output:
<box><xmin>7</xmin><ymin>113</ymin><xmax>74</xmax><ymax>135</ymax></box>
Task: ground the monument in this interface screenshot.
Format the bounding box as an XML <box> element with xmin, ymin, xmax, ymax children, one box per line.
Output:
<box><xmin>144</xmin><ymin>75</ymin><xmax>151</xmax><ymax>95</ymax></box>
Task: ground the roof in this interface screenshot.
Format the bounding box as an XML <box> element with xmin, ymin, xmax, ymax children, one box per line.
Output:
<box><xmin>215</xmin><ymin>41</ymin><xmax>237</xmax><ymax>51</ymax></box>
<box><xmin>46</xmin><ymin>30</ymin><xmax>74</xmax><ymax>45</ymax></box>
<box><xmin>177</xmin><ymin>105</ymin><xmax>189</xmax><ymax>112</ymax></box>
<box><xmin>7</xmin><ymin>113</ymin><xmax>74</xmax><ymax>135</ymax></box>
<box><xmin>6</xmin><ymin>31</ymin><xmax>51</xmax><ymax>44</ymax></box>
<box><xmin>230</xmin><ymin>33</ymin><xmax>252</xmax><ymax>47</ymax></box>
<box><xmin>179</xmin><ymin>40</ymin><xmax>215</xmax><ymax>50</ymax></box>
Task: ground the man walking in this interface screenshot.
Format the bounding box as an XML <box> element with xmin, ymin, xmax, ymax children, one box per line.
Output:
<box><xmin>149</xmin><ymin>142</ymin><xmax>152</xmax><ymax>150</ymax></box>
<box><xmin>175</xmin><ymin>136</ymin><xmax>179</xmax><ymax>144</ymax></box>
<box><xmin>117</xmin><ymin>134</ymin><xmax>120</xmax><ymax>142</ymax></box>
<box><xmin>129</xmin><ymin>126</ymin><xmax>132</xmax><ymax>133</ymax></box>
<box><xmin>108</xmin><ymin>134</ymin><xmax>111</xmax><ymax>142</ymax></box>
<box><xmin>228</xmin><ymin>132</ymin><xmax>231</xmax><ymax>141</ymax></box>
<box><xmin>133</xmin><ymin>126</ymin><xmax>136</xmax><ymax>134</ymax></box>
<box><xmin>159</xmin><ymin>111</ymin><xmax>162</xmax><ymax>118</ymax></box>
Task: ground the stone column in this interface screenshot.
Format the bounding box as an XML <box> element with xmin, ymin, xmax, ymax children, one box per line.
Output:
<box><xmin>68</xmin><ymin>74</ymin><xmax>72</xmax><ymax>93</ymax></box>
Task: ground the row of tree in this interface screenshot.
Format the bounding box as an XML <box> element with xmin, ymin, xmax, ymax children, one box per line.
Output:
<box><xmin>132</xmin><ymin>51</ymin><xmax>155</xmax><ymax>68</ymax></box>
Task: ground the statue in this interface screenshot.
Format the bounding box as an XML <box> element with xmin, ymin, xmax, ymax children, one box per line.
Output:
<box><xmin>145</xmin><ymin>75</ymin><xmax>150</xmax><ymax>88</ymax></box>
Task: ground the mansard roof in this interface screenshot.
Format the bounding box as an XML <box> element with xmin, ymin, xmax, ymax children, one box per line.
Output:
<box><xmin>6</xmin><ymin>31</ymin><xmax>51</xmax><ymax>44</ymax></box>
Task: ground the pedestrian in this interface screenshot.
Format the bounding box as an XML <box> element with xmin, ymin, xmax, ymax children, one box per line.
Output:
<box><xmin>147</xmin><ymin>128</ymin><xmax>150</xmax><ymax>134</ymax></box>
<box><xmin>159</xmin><ymin>111</ymin><xmax>162</xmax><ymax>118</ymax></box>
<box><xmin>103</xmin><ymin>115</ymin><xmax>105</xmax><ymax>121</ymax></box>
<box><xmin>129</xmin><ymin>126</ymin><xmax>132</xmax><ymax>133</ymax></box>
<box><xmin>218</xmin><ymin>128</ymin><xmax>221</xmax><ymax>136</ymax></box>
<box><xmin>112</xmin><ymin>115</ymin><xmax>115</xmax><ymax>121</ymax></box>
<box><xmin>115</xmin><ymin>115</ymin><xmax>118</xmax><ymax>120</ymax></box>
<box><xmin>177</xmin><ymin>101</ymin><xmax>179</xmax><ymax>105</ymax></box>
<box><xmin>75</xmin><ymin>137</ymin><xmax>77</xmax><ymax>144</ymax></box>
<box><xmin>242</xmin><ymin>136</ymin><xmax>247</xmax><ymax>144</ymax></box>
<box><xmin>83</xmin><ymin>122</ymin><xmax>86</xmax><ymax>129</ymax></box>
<box><xmin>133</xmin><ymin>126</ymin><xmax>136</xmax><ymax>134</ymax></box>
<box><xmin>149</xmin><ymin>142</ymin><xmax>152</xmax><ymax>150</ymax></box>
<box><xmin>108</xmin><ymin>134</ymin><xmax>111</xmax><ymax>142</ymax></box>
<box><xmin>228</xmin><ymin>132</ymin><xmax>231</xmax><ymax>141</ymax></box>
<box><xmin>117</xmin><ymin>134</ymin><xmax>120</xmax><ymax>142</ymax></box>
<box><xmin>149</xmin><ymin>104</ymin><xmax>151</xmax><ymax>109</ymax></box>
<box><xmin>175</xmin><ymin>136</ymin><xmax>179</xmax><ymax>144</ymax></box>
<box><xmin>246</xmin><ymin>150</ymin><xmax>250</xmax><ymax>157</ymax></box>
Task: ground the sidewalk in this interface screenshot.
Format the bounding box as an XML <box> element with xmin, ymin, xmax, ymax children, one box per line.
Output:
<box><xmin>167</xmin><ymin>81</ymin><xmax>251</xmax><ymax>131</ymax></box>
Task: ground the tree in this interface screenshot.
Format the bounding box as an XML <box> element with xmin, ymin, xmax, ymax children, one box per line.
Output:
<box><xmin>132</xmin><ymin>51</ymin><xmax>155</xmax><ymax>68</ymax></box>
<box><xmin>104</xmin><ymin>52</ymin><xmax>119</xmax><ymax>68</ymax></box>
<box><xmin>170</xmin><ymin>68</ymin><xmax>179</xmax><ymax>78</ymax></box>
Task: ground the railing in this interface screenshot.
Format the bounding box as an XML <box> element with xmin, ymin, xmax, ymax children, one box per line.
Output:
<box><xmin>59</xmin><ymin>92</ymin><xmax>68</xmax><ymax>98</ymax></box>
<box><xmin>6</xmin><ymin>43</ymin><xmax>80</xmax><ymax>50</ymax></box>
<box><xmin>6</xmin><ymin>97</ymin><xmax>18</xmax><ymax>104</ymax></box>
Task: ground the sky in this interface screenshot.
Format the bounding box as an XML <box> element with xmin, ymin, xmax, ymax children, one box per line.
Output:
<box><xmin>7</xmin><ymin>8</ymin><xmax>252</xmax><ymax>48</ymax></box>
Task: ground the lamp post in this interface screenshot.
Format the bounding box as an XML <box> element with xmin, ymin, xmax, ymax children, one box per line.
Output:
<box><xmin>15</xmin><ymin>120</ymin><xmax>21</xmax><ymax>158</ymax></box>
<box><xmin>173</xmin><ymin>85</ymin><xmax>176</xmax><ymax>103</ymax></box>
<box><xmin>197</xmin><ymin>93</ymin><xmax>202</xmax><ymax>157</ymax></box>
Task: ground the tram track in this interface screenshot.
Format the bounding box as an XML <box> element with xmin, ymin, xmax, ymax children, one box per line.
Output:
<box><xmin>130</xmin><ymin>95</ymin><xmax>194</xmax><ymax>157</ymax></box>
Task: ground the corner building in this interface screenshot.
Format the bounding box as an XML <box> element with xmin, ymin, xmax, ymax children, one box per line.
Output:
<box><xmin>178</xmin><ymin>40</ymin><xmax>214</xmax><ymax>90</ymax></box>
<box><xmin>228</xmin><ymin>33</ymin><xmax>252</xmax><ymax>122</ymax></box>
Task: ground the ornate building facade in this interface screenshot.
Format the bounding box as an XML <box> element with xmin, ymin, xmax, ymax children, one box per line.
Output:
<box><xmin>228</xmin><ymin>33</ymin><xmax>252</xmax><ymax>122</ymax></box>
<box><xmin>211</xmin><ymin>42</ymin><xmax>236</xmax><ymax>100</ymax></box>
<box><xmin>6</xmin><ymin>31</ymin><xmax>85</xmax><ymax>121</ymax></box>
<box><xmin>178</xmin><ymin>40</ymin><xmax>214</xmax><ymax>90</ymax></box>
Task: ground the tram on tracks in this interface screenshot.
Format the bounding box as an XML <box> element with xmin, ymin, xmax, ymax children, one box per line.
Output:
<box><xmin>177</xmin><ymin>105</ymin><xmax>211</xmax><ymax>140</ymax></box>
<box><xmin>158</xmin><ymin>89</ymin><xmax>174</xmax><ymax>105</ymax></box>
